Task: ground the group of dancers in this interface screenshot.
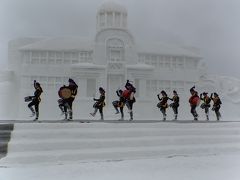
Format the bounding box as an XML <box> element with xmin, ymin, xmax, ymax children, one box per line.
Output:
<box><xmin>157</xmin><ymin>86</ymin><xmax>222</xmax><ymax>121</ymax></box>
<box><xmin>25</xmin><ymin>79</ymin><xmax>222</xmax><ymax>121</ymax></box>
<box><xmin>25</xmin><ymin>79</ymin><xmax>136</xmax><ymax>121</ymax></box>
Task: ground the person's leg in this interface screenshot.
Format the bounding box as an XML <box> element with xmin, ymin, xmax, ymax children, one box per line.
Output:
<box><xmin>99</xmin><ymin>106</ymin><xmax>104</xmax><ymax>120</ymax></box>
<box><xmin>194</xmin><ymin>106</ymin><xmax>198</xmax><ymax>120</ymax></box>
<box><xmin>58</xmin><ymin>99</ymin><xmax>65</xmax><ymax>115</ymax></box>
<box><xmin>161</xmin><ymin>108</ymin><xmax>166</xmax><ymax>121</ymax></box>
<box><xmin>215</xmin><ymin>107</ymin><xmax>221</xmax><ymax>121</ymax></box>
<box><xmin>28</xmin><ymin>101</ymin><xmax>36</xmax><ymax>117</ymax></box>
<box><xmin>191</xmin><ymin>105</ymin><xmax>198</xmax><ymax>120</ymax></box>
<box><xmin>129</xmin><ymin>101</ymin><xmax>133</xmax><ymax>121</ymax></box>
<box><xmin>173</xmin><ymin>106</ymin><xmax>178</xmax><ymax>120</ymax></box>
<box><xmin>205</xmin><ymin>107</ymin><xmax>209</xmax><ymax>120</ymax></box>
<box><xmin>64</xmin><ymin>102</ymin><xmax>71</xmax><ymax>120</ymax></box>
<box><xmin>34</xmin><ymin>102</ymin><xmax>39</xmax><ymax>120</ymax></box>
<box><xmin>129</xmin><ymin>111</ymin><xmax>133</xmax><ymax>121</ymax></box>
<box><xmin>68</xmin><ymin>98</ymin><xmax>74</xmax><ymax>120</ymax></box>
<box><xmin>112</xmin><ymin>101</ymin><xmax>120</xmax><ymax>114</ymax></box>
<box><xmin>59</xmin><ymin>104</ymin><xmax>65</xmax><ymax>115</ymax></box>
<box><xmin>120</xmin><ymin>106</ymin><xmax>124</xmax><ymax>120</ymax></box>
<box><xmin>90</xmin><ymin>108</ymin><xmax>97</xmax><ymax>117</ymax></box>
<box><xmin>125</xmin><ymin>101</ymin><xmax>130</xmax><ymax>111</ymax></box>
<box><xmin>190</xmin><ymin>106</ymin><xmax>194</xmax><ymax>117</ymax></box>
<box><xmin>90</xmin><ymin>103</ymin><xmax>98</xmax><ymax>117</ymax></box>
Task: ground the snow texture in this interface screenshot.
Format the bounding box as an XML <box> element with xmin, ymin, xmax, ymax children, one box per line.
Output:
<box><xmin>0</xmin><ymin>121</ymin><xmax>240</xmax><ymax>180</ymax></box>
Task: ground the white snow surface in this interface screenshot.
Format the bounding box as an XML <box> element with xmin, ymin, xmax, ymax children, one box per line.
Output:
<box><xmin>1</xmin><ymin>120</ymin><xmax>240</xmax><ymax>180</ymax></box>
<box><xmin>1</xmin><ymin>154</ymin><xmax>240</xmax><ymax>180</ymax></box>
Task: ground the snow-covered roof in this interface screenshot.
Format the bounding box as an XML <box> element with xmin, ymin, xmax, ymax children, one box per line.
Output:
<box><xmin>126</xmin><ymin>63</ymin><xmax>154</xmax><ymax>70</ymax></box>
<box><xmin>137</xmin><ymin>42</ymin><xmax>202</xmax><ymax>58</ymax></box>
<box><xmin>98</xmin><ymin>1</ymin><xmax>127</xmax><ymax>14</ymax></box>
<box><xmin>19</xmin><ymin>37</ymin><xmax>93</xmax><ymax>51</ymax></box>
<box><xmin>71</xmin><ymin>62</ymin><xmax>105</xmax><ymax>69</ymax></box>
<box><xmin>18</xmin><ymin>36</ymin><xmax>201</xmax><ymax>58</ymax></box>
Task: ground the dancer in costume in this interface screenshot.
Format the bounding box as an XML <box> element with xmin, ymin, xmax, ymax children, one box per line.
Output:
<box><xmin>211</xmin><ymin>92</ymin><xmax>222</xmax><ymax>121</ymax></box>
<box><xmin>25</xmin><ymin>80</ymin><xmax>43</xmax><ymax>121</ymax></box>
<box><xmin>112</xmin><ymin>89</ymin><xmax>126</xmax><ymax>120</ymax></box>
<box><xmin>200</xmin><ymin>92</ymin><xmax>211</xmax><ymax>120</ymax></box>
<box><xmin>157</xmin><ymin>90</ymin><xmax>169</xmax><ymax>121</ymax></box>
<box><xmin>169</xmin><ymin>90</ymin><xmax>179</xmax><ymax>121</ymax></box>
<box><xmin>189</xmin><ymin>86</ymin><xmax>200</xmax><ymax>121</ymax></box>
<box><xmin>90</xmin><ymin>87</ymin><xmax>106</xmax><ymax>120</ymax></box>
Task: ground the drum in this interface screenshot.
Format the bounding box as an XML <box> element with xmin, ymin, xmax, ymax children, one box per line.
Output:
<box><xmin>191</xmin><ymin>96</ymin><xmax>200</xmax><ymax>106</ymax></box>
<box><xmin>200</xmin><ymin>103</ymin><xmax>206</xmax><ymax>109</ymax></box>
<box><xmin>122</xmin><ymin>89</ymin><xmax>131</xmax><ymax>99</ymax></box>
<box><xmin>58</xmin><ymin>99</ymin><xmax>64</xmax><ymax>105</ymax></box>
<box><xmin>24</xmin><ymin>96</ymin><xmax>33</xmax><ymax>102</ymax></box>
<box><xmin>58</xmin><ymin>87</ymin><xmax>72</xmax><ymax>99</ymax></box>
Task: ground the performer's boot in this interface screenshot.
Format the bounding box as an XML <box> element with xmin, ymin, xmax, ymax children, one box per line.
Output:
<box><xmin>33</xmin><ymin>112</ymin><xmax>39</xmax><ymax>121</ymax></box>
<box><xmin>194</xmin><ymin>115</ymin><xmax>198</xmax><ymax>121</ymax></box>
<box><xmin>90</xmin><ymin>108</ymin><xmax>97</xmax><ymax>117</ymax></box>
<box><xmin>29</xmin><ymin>107</ymin><xmax>35</xmax><ymax>117</ymax></box>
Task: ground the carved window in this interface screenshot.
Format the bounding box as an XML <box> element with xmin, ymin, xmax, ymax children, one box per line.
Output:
<box><xmin>115</xmin><ymin>12</ymin><xmax>121</xmax><ymax>27</ymax></box>
<box><xmin>80</xmin><ymin>51</ymin><xmax>91</xmax><ymax>63</ymax></box>
<box><xmin>107</xmin><ymin>38</ymin><xmax>125</xmax><ymax>70</ymax></box>
<box><xmin>23</xmin><ymin>52</ymin><xmax>31</xmax><ymax>64</ymax></box>
<box><xmin>107</xmin><ymin>12</ymin><xmax>113</xmax><ymax>26</ymax></box>
<box><xmin>99</xmin><ymin>13</ymin><xmax>105</xmax><ymax>27</ymax></box>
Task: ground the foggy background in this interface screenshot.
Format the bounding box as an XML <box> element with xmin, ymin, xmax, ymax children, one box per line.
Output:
<box><xmin>0</xmin><ymin>0</ymin><xmax>240</xmax><ymax>78</ymax></box>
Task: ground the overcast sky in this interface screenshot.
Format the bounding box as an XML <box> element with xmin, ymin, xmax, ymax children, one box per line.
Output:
<box><xmin>0</xmin><ymin>0</ymin><xmax>240</xmax><ymax>78</ymax></box>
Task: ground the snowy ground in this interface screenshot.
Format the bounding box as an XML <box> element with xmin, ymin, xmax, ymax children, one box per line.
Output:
<box><xmin>0</xmin><ymin>120</ymin><xmax>240</xmax><ymax>180</ymax></box>
<box><xmin>1</xmin><ymin>154</ymin><xmax>240</xmax><ymax>180</ymax></box>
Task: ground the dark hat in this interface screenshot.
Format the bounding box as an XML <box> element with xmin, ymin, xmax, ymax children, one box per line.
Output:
<box><xmin>173</xmin><ymin>90</ymin><xmax>177</xmax><ymax>94</ymax></box>
<box><xmin>203</xmin><ymin>92</ymin><xmax>208</xmax><ymax>95</ymax></box>
<box><xmin>214</xmin><ymin>92</ymin><xmax>218</xmax><ymax>96</ymax></box>
<box><xmin>68</xmin><ymin>78</ymin><xmax>74</xmax><ymax>83</ymax></box>
<box><xmin>99</xmin><ymin>87</ymin><xmax>105</xmax><ymax>92</ymax></box>
<box><xmin>161</xmin><ymin>90</ymin><xmax>167</xmax><ymax>96</ymax></box>
<box><xmin>35</xmin><ymin>82</ymin><xmax>40</xmax><ymax>87</ymax></box>
<box><xmin>190</xmin><ymin>86</ymin><xmax>195</xmax><ymax>92</ymax></box>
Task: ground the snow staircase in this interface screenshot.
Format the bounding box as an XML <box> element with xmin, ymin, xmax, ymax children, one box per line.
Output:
<box><xmin>0</xmin><ymin>124</ymin><xmax>14</xmax><ymax>159</ymax></box>
<box><xmin>1</xmin><ymin>122</ymin><xmax>240</xmax><ymax>165</ymax></box>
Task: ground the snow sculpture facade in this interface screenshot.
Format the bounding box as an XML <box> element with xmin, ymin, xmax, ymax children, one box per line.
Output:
<box><xmin>7</xmin><ymin>2</ymin><xmax>203</xmax><ymax>119</ymax></box>
<box><xmin>196</xmin><ymin>74</ymin><xmax>240</xmax><ymax>118</ymax></box>
<box><xmin>0</xmin><ymin>70</ymin><xmax>16</xmax><ymax>119</ymax></box>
